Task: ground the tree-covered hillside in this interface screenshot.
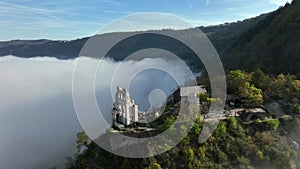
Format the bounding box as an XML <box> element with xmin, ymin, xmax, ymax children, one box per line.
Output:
<box><xmin>66</xmin><ymin>118</ymin><xmax>298</xmax><ymax>169</ymax></box>
<box><xmin>65</xmin><ymin>69</ymin><xmax>300</xmax><ymax>169</ymax></box>
<box><xmin>200</xmin><ymin>13</ymin><xmax>268</xmax><ymax>54</ymax></box>
<box><xmin>222</xmin><ymin>0</ymin><xmax>300</xmax><ymax>76</ymax></box>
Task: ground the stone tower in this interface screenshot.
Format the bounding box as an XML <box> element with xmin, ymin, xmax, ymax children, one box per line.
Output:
<box><xmin>112</xmin><ymin>86</ymin><xmax>139</xmax><ymax>126</ymax></box>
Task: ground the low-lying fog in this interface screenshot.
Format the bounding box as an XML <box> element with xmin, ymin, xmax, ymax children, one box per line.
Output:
<box><xmin>0</xmin><ymin>55</ymin><xmax>192</xmax><ymax>169</ymax></box>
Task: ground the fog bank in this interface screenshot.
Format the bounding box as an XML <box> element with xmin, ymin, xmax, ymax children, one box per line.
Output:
<box><xmin>0</xmin><ymin>55</ymin><xmax>192</xmax><ymax>169</ymax></box>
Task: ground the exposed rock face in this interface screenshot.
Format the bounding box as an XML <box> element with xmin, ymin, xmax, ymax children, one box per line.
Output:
<box><xmin>292</xmin><ymin>97</ymin><xmax>299</xmax><ymax>104</ymax></box>
<box><xmin>265</xmin><ymin>101</ymin><xmax>284</xmax><ymax>117</ymax></box>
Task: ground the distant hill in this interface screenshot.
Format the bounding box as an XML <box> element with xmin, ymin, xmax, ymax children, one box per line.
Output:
<box><xmin>200</xmin><ymin>13</ymin><xmax>268</xmax><ymax>54</ymax></box>
<box><xmin>0</xmin><ymin>38</ymin><xmax>87</xmax><ymax>59</ymax></box>
<box><xmin>222</xmin><ymin>0</ymin><xmax>300</xmax><ymax>76</ymax></box>
<box><xmin>1</xmin><ymin>1</ymin><xmax>297</xmax><ymax>76</ymax></box>
<box><xmin>0</xmin><ymin>14</ymin><xmax>267</xmax><ymax>60</ymax></box>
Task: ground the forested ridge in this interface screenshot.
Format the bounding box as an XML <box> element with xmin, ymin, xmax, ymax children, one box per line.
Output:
<box><xmin>221</xmin><ymin>0</ymin><xmax>300</xmax><ymax>76</ymax></box>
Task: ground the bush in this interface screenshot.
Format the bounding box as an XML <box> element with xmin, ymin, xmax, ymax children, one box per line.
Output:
<box><xmin>263</xmin><ymin>119</ymin><xmax>280</xmax><ymax>131</ymax></box>
<box><xmin>294</xmin><ymin>104</ymin><xmax>300</xmax><ymax>115</ymax></box>
<box><xmin>145</xmin><ymin>163</ymin><xmax>162</xmax><ymax>169</ymax></box>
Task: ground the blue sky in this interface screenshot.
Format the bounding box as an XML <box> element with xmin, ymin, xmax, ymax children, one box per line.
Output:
<box><xmin>0</xmin><ymin>0</ymin><xmax>292</xmax><ymax>41</ymax></box>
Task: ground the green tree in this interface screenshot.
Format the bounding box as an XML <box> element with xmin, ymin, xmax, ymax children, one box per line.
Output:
<box><xmin>198</xmin><ymin>92</ymin><xmax>209</xmax><ymax>103</ymax></box>
<box><xmin>269</xmin><ymin>73</ymin><xmax>300</xmax><ymax>99</ymax></box>
<box><xmin>227</xmin><ymin>70</ymin><xmax>247</xmax><ymax>94</ymax></box>
<box><xmin>163</xmin><ymin>117</ymin><xmax>174</xmax><ymax>129</ymax></box>
<box><xmin>292</xmin><ymin>80</ymin><xmax>300</xmax><ymax>98</ymax></box>
<box><xmin>228</xmin><ymin>70</ymin><xmax>263</xmax><ymax>107</ymax></box>
<box><xmin>145</xmin><ymin>163</ymin><xmax>162</xmax><ymax>169</ymax></box>
<box><xmin>76</xmin><ymin>132</ymin><xmax>89</xmax><ymax>152</ymax></box>
<box><xmin>228</xmin><ymin>117</ymin><xmax>237</xmax><ymax>131</ymax></box>
<box><xmin>239</xmin><ymin>82</ymin><xmax>263</xmax><ymax>108</ymax></box>
<box><xmin>251</xmin><ymin>68</ymin><xmax>268</xmax><ymax>91</ymax></box>
<box><xmin>263</xmin><ymin>119</ymin><xmax>280</xmax><ymax>131</ymax></box>
<box><xmin>215</xmin><ymin>121</ymin><xmax>227</xmax><ymax>136</ymax></box>
<box><xmin>237</xmin><ymin>156</ymin><xmax>252</xmax><ymax>169</ymax></box>
<box><xmin>294</xmin><ymin>104</ymin><xmax>300</xmax><ymax>115</ymax></box>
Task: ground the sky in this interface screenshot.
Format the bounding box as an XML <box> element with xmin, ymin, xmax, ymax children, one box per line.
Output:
<box><xmin>0</xmin><ymin>0</ymin><xmax>292</xmax><ymax>41</ymax></box>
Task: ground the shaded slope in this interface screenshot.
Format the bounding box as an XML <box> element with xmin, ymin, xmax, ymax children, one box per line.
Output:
<box><xmin>222</xmin><ymin>0</ymin><xmax>300</xmax><ymax>76</ymax></box>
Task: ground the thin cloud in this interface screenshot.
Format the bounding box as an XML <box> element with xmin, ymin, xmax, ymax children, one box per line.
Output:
<box><xmin>102</xmin><ymin>10</ymin><xmax>117</xmax><ymax>14</ymax></box>
<box><xmin>0</xmin><ymin>1</ymin><xmax>63</xmax><ymax>20</ymax></box>
<box><xmin>206</xmin><ymin>0</ymin><xmax>210</xmax><ymax>6</ymax></box>
<box><xmin>101</xmin><ymin>0</ymin><xmax>121</xmax><ymax>5</ymax></box>
<box><xmin>0</xmin><ymin>0</ymin><xmax>292</xmax><ymax>41</ymax></box>
<box><xmin>187</xmin><ymin>0</ymin><xmax>193</xmax><ymax>9</ymax></box>
<box><xmin>268</xmin><ymin>0</ymin><xmax>291</xmax><ymax>6</ymax></box>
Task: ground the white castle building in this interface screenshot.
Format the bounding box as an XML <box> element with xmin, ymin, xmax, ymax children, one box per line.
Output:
<box><xmin>180</xmin><ymin>86</ymin><xmax>206</xmax><ymax>114</ymax></box>
<box><xmin>112</xmin><ymin>86</ymin><xmax>139</xmax><ymax>126</ymax></box>
<box><xmin>180</xmin><ymin>85</ymin><xmax>207</xmax><ymax>98</ymax></box>
<box><xmin>111</xmin><ymin>85</ymin><xmax>206</xmax><ymax>127</ymax></box>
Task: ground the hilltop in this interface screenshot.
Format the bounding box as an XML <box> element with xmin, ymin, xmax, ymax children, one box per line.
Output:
<box><xmin>0</xmin><ymin>14</ymin><xmax>267</xmax><ymax>60</ymax></box>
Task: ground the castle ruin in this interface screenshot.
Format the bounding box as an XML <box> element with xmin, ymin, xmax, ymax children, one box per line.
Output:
<box><xmin>112</xmin><ymin>86</ymin><xmax>139</xmax><ymax>126</ymax></box>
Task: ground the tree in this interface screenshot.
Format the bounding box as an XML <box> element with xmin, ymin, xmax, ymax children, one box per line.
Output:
<box><xmin>251</xmin><ymin>68</ymin><xmax>268</xmax><ymax>91</ymax></box>
<box><xmin>76</xmin><ymin>132</ymin><xmax>89</xmax><ymax>152</ymax></box>
<box><xmin>237</xmin><ymin>156</ymin><xmax>252</xmax><ymax>169</ymax></box>
<box><xmin>145</xmin><ymin>163</ymin><xmax>162</xmax><ymax>169</ymax></box>
<box><xmin>294</xmin><ymin>104</ymin><xmax>300</xmax><ymax>115</ymax></box>
<box><xmin>228</xmin><ymin>117</ymin><xmax>237</xmax><ymax>131</ymax></box>
<box><xmin>263</xmin><ymin>119</ymin><xmax>280</xmax><ymax>131</ymax></box>
<box><xmin>239</xmin><ymin>82</ymin><xmax>263</xmax><ymax>107</ymax></box>
<box><xmin>227</xmin><ymin>70</ymin><xmax>247</xmax><ymax>94</ymax></box>
<box><xmin>269</xmin><ymin>74</ymin><xmax>300</xmax><ymax>99</ymax></box>
<box><xmin>227</xmin><ymin>70</ymin><xmax>263</xmax><ymax>107</ymax></box>
<box><xmin>198</xmin><ymin>92</ymin><xmax>209</xmax><ymax>103</ymax></box>
<box><xmin>292</xmin><ymin>80</ymin><xmax>300</xmax><ymax>98</ymax></box>
<box><xmin>163</xmin><ymin>117</ymin><xmax>174</xmax><ymax>129</ymax></box>
<box><xmin>215</xmin><ymin>121</ymin><xmax>227</xmax><ymax>136</ymax></box>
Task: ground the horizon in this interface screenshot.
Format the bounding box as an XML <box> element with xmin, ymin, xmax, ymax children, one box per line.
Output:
<box><xmin>0</xmin><ymin>13</ymin><xmax>271</xmax><ymax>42</ymax></box>
<box><xmin>0</xmin><ymin>0</ymin><xmax>292</xmax><ymax>41</ymax></box>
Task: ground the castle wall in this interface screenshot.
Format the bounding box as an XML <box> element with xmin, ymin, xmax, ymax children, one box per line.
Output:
<box><xmin>112</xmin><ymin>86</ymin><xmax>138</xmax><ymax>126</ymax></box>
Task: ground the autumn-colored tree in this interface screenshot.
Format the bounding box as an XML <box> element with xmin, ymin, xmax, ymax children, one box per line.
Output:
<box><xmin>269</xmin><ymin>74</ymin><xmax>300</xmax><ymax>99</ymax></box>
<box><xmin>227</xmin><ymin>70</ymin><xmax>248</xmax><ymax>94</ymax></box>
<box><xmin>228</xmin><ymin>70</ymin><xmax>263</xmax><ymax>107</ymax></box>
<box><xmin>239</xmin><ymin>82</ymin><xmax>263</xmax><ymax>108</ymax></box>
